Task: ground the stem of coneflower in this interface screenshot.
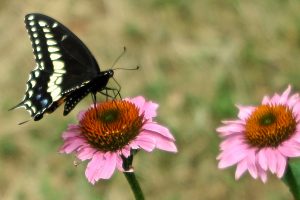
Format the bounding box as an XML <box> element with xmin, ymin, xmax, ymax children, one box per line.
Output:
<box><xmin>124</xmin><ymin>172</ymin><xmax>144</xmax><ymax>200</ymax></box>
<box><xmin>282</xmin><ymin>161</ymin><xmax>300</xmax><ymax>200</ymax></box>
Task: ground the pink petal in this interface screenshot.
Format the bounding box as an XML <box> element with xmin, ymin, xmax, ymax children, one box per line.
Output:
<box><xmin>293</xmin><ymin>103</ymin><xmax>300</xmax><ymax>117</ymax></box>
<box><xmin>218</xmin><ymin>144</ymin><xmax>248</xmax><ymax>168</ymax></box>
<box><xmin>77</xmin><ymin>147</ymin><xmax>97</xmax><ymax>161</ymax></box>
<box><xmin>60</xmin><ymin>137</ymin><xmax>86</xmax><ymax>154</ymax></box>
<box><xmin>262</xmin><ymin>96</ymin><xmax>270</xmax><ymax>104</ymax></box>
<box><xmin>236</xmin><ymin>105</ymin><xmax>255</xmax><ymax>120</ymax></box>
<box><xmin>142</xmin><ymin>123</ymin><xmax>175</xmax><ymax>140</ymax></box>
<box><xmin>278</xmin><ymin>85</ymin><xmax>291</xmax><ymax>104</ymax></box>
<box><xmin>119</xmin><ymin>146</ymin><xmax>131</xmax><ymax>158</ymax></box>
<box><xmin>278</xmin><ymin>145</ymin><xmax>300</xmax><ymax>157</ymax></box>
<box><xmin>77</xmin><ymin>110</ymin><xmax>87</xmax><ymax>121</ymax></box>
<box><xmin>66</xmin><ymin>124</ymin><xmax>80</xmax><ymax>131</ymax></box>
<box><xmin>246</xmin><ymin>150</ymin><xmax>258</xmax><ymax>179</ymax></box>
<box><xmin>279</xmin><ymin>140</ymin><xmax>300</xmax><ymax>157</ymax></box>
<box><xmin>235</xmin><ymin>159</ymin><xmax>248</xmax><ymax>179</ymax></box>
<box><xmin>220</xmin><ymin>120</ymin><xmax>245</xmax><ymax>126</ymax></box>
<box><xmin>270</xmin><ymin>94</ymin><xmax>280</xmax><ymax>104</ymax></box>
<box><xmin>257</xmin><ymin>167</ymin><xmax>268</xmax><ymax>183</ymax></box>
<box><xmin>127</xmin><ymin>96</ymin><xmax>145</xmax><ymax>111</ymax></box>
<box><xmin>287</xmin><ymin>93</ymin><xmax>299</xmax><ymax>108</ymax></box>
<box><xmin>130</xmin><ymin>134</ymin><xmax>156</xmax><ymax>152</ymax></box>
<box><xmin>140</xmin><ymin>131</ymin><xmax>177</xmax><ymax>152</ymax></box>
<box><xmin>260</xmin><ymin>173</ymin><xmax>267</xmax><ymax>183</ymax></box>
<box><xmin>265</xmin><ymin>148</ymin><xmax>277</xmax><ymax>173</ymax></box>
<box><xmin>216</xmin><ymin>123</ymin><xmax>245</xmax><ymax>137</ymax></box>
<box><xmin>219</xmin><ymin>135</ymin><xmax>245</xmax><ymax>151</ymax></box>
<box><xmin>85</xmin><ymin>152</ymin><xmax>117</xmax><ymax>184</ymax></box>
<box><xmin>85</xmin><ymin>152</ymin><xmax>105</xmax><ymax>184</ymax></box>
<box><xmin>292</xmin><ymin>133</ymin><xmax>300</xmax><ymax>144</ymax></box>
<box><xmin>95</xmin><ymin>152</ymin><xmax>117</xmax><ymax>179</ymax></box>
<box><xmin>257</xmin><ymin>149</ymin><xmax>268</xmax><ymax>170</ymax></box>
<box><xmin>116</xmin><ymin>154</ymin><xmax>125</xmax><ymax>171</ymax></box>
<box><xmin>62</xmin><ymin>130</ymin><xmax>81</xmax><ymax>140</ymax></box>
<box><xmin>276</xmin><ymin>152</ymin><xmax>287</xmax><ymax>178</ymax></box>
<box><xmin>142</xmin><ymin>101</ymin><xmax>159</xmax><ymax>119</ymax></box>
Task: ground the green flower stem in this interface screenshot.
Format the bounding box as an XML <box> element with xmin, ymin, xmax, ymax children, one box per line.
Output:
<box><xmin>124</xmin><ymin>172</ymin><xmax>145</xmax><ymax>200</ymax></box>
<box><xmin>282</xmin><ymin>162</ymin><xmax>300</xmax><ymax>200</ymax></box>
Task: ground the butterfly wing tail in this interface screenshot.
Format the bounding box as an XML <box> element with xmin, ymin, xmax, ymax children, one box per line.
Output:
<box><xmin>8</xmin><ymin>101</ymin><xmax>25</xmax><ymax>111</ymax></box>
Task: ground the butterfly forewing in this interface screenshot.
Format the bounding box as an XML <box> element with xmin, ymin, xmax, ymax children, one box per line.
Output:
<box><xmin>12</xmin><ymin>13</ymin><xmax>113</xmax><ymax>121</ymax></box>
<box><xmin>25</xmin><ymin>14</ymin><xmax>100</xmax><ymax>88</ymax></box>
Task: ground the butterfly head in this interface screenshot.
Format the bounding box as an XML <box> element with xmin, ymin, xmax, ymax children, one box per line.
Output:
<box><xmin>107</xmin><ymin>69</ymin><xmax>114</xmax><ymax>77</ymax></box>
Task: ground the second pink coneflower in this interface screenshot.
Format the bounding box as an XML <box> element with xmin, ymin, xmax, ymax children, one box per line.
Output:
<box><xmin>217</xmin><ymin>86</ymin><xmax>300</xmax><ymax>182</ymax></box>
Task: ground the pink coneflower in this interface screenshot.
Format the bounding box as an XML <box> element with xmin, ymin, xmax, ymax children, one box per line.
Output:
<box><xmin>217</xmin><ymin>85</ymin><xmax>300</xmax><ymax>182</ymax></box>
<box><xmin>60</xmin><ymin>96</ymin><xmax>177</xmax><ymax>184</ymax></box>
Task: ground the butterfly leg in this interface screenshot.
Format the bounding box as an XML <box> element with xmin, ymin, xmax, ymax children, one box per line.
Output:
<box><xmin>91</xmin><ymin>92</ymin><xmax>98</xmax><ymax>113</ymax></box>
<box><xmin>99</xmin><ymin>89</ymin><xmax>115</xmax><ymax>100</ymax></box>
<box><xmin>111</xmin><ymin>77</ymin><xmax>122</xmax><ymax>99</ymax></box>
<box><xmin>100</xmin><ymin>87</ymin><xmax>122</xmax><ymax>100</ymax></box>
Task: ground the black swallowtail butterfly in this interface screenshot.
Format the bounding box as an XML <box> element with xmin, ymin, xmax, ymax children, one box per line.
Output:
<box><xmin>11</xmin><ymin>13</ymin><xmax>120</xmax><ymax>121</ymax></box>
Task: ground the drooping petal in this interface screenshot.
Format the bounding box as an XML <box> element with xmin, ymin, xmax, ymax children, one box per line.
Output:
<box><xmin>139</xmin><ymin>130</ymin><xmax>177</xmax><ymax>152</ymax></box>
<box><xmin>96</xmin><ymin>152</ymin><xmax>117</xmax><ymax>179</ymax></box>
<box><xmin>85</xmin><ymin>152</ymin><xmax>106</xmax><ymax>184</ymax></box>
<box><xmin>142</xmin><ymin>123</ymin><xmax>175</xmax><ymax>140</ymax></box>
<box><xmin>85</xmin><ymin>152</ymin><xmax>117</xmax><ymax>184</ymax></box>
<box><xmin>130</xmin><ymin>134</ymin><xmax>156</xmax><ymax>152</ymax></box>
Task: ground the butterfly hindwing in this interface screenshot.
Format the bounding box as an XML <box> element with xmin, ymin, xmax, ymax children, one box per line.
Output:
<box><xmin>13</xmin><ymin>68</ymin><xmax>52</xmax><ymax>120</ymax></box>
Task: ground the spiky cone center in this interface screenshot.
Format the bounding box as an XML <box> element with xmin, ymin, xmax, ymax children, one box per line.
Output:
<box><xmin>79</xmin><ymin>101</ymin><xmax>144</xmax><ymax>152</ymax></box>
<box><xmin>245</xmin><ymin>104</ymin><xmax>297</xmax><ymax>148</ymax></box>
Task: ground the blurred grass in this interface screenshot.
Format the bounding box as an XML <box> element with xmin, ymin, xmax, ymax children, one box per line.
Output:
<box><xmin>1</xmin><ymin>0</ymin><xmax>300</xmax><ymax>199</ymax></box>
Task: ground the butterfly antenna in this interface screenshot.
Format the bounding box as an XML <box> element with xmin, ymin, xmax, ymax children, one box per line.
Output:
<box><xmin>111</xmin><ymin>46</ymin><xmax>127</xmax><ymax>70</ymax></box>
<box><xmin>18</xmin><ymin>119</ymin><xmax>30</xmax><ymax>125</ymax></box>
<box><xmin>113</xmin><ymin>65</ymin><xmax>140</xmax><ymax>71</ymax></box>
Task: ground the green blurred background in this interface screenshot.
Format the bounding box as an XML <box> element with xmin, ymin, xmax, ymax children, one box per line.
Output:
<box><xmin>2</xmin><ymin>0</ymin><xmax>300</xmax><ymax>199</ymax></box>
